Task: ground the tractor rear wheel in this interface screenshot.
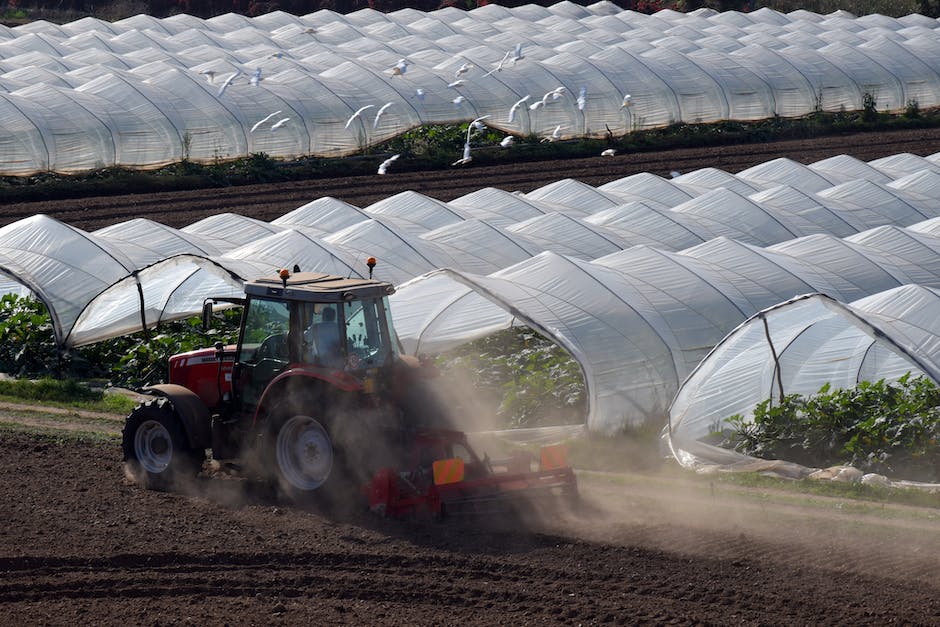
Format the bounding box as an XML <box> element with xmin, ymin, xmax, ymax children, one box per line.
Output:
<box><xmin>273</xmin><ymin>414</ymin><xmax>335</xmax><ymax>494</ymax></box>
<box><xmin>122</xmin><ymin>398</ymin><xmax>204</xmax><ymax>491</ymax></box>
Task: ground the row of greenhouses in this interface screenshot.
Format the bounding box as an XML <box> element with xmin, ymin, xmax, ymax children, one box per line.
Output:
<box><xmin>1</xmin><ymin>4</ymin><xmax>940</xmax><ymax>173</ymax></box>
<box><xmin>3</xmin><ymin>150</ymin><xmax>940</xmax><ymax>435</ymax></box>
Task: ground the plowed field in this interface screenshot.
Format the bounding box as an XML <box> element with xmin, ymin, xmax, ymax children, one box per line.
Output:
<box><xmin>6</xmin><ymin>127</ymin><xmax>940</xmax><ymax>231</ymax></box>
<box><xmin>3</xmin><ymin>128</ymin><xmax>940</xmax><ymax>625</ymax></box>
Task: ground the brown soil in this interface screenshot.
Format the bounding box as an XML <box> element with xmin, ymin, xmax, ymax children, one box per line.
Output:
<box><xmin>4</xmin><ymin>130</ymin><xmax>940</xmax><ymax>624</ymax></box>
<box><xmin>5</xmin><ymin>127</ymin><xmax>940</xmax><ymax>231</ymax></box>
<box><xmin>2</xmin><ymin>430</ymin><xmax>940</xmax><ymax>625</ymax></box>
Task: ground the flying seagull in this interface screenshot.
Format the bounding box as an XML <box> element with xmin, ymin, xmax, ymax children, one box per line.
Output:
<box><xmin>391</xmin><ymin>58</ymin><xmax>409</xmax><ymax>76</ymax></box>
<box><xmin>250</xmin><ymin>67</ymin><xmax>262</xmax><ymax>87</ymax></box>
<box><xmin>511</xmin><ymin>43</ymin><xmax>524</xmax><ymax>64</ymax></box>
<box><xmin>217</xmin><ymin>69</ymin><xmax>241</xmax><ymax>98</ymax></box>
<box><xmin>199</xmin><ymin>68</ymin><xmax>216</xmax><ymax>83</ymax></box>
<box><xmin>250</xmin><ymin>110</ymin><xmax>283</xmax><ymax>133</ymax></box>
<box><xmin>452</xmin><ymin>142</ymin><xmax>472</xmax><ymax>166</ymax></box>
<box><xmin>373</xmin><ymin>102</ymin><xmax>393</xmax><ymax>129</ymax></box>
<box><xmin>454</xmin><ymin>62</ymin><xmax>473</xmax><ymax>78</ymax></box>
<box><xmin>508</xmin><ymin>95</ymin><xmax>530</xmax><ymax>123</ymax></box>
<box><xmin>601</xmin><ymin>148</ymin><xmax>616</xmax><ymax>157</ymax></box>
<box><xmin>541</xmin><ymin>125</ymin><xmax>563</xmax><ymax>143</ymax></box>
<box><xmin>378</xmin><ymin>154</ymin><xmax>399</xmax><ymax>175</ymax></box>
<box><xmin>345</xmin><ymin>105</ymin><xmax>375</xmax><ymax>130</ymax></box>
<box><xmin>482</xmin><ymin>50</ymin><xmax>512</xmax><ymax>77</ymax></box>
<box><xmin>621</xmin><ymin>93</ymin><xmax>633</xmax><ymax>108</ymax></box>
<box><xmin>577</xmin><ymin>86</ymin><xmax>587</xmax><ymax>111</ymax></box>
<box><xmin>500</xmin><ymin>136</ymin><xmax>514</xmax><ymax>148</ymax></box>
<box><xmin>270</xmin><ymin>117</ymin><xmax>290</xmax><ymax>131</ymax></box>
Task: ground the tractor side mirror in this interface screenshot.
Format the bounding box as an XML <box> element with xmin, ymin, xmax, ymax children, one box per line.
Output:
<box><xmin>201</xmin><ymin>300</ymin><xmax>213</xmax><ymax>330</ymax></box>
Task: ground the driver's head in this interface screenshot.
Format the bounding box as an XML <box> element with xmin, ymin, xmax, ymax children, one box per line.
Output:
<box><xmin>322</xmin><ymin>306</ymin><xmax>336</xmax><ymax>322</ymax></box>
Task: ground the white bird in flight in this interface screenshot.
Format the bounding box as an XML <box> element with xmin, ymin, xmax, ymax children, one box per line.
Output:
<box><xmin>250</xmin><ymin>67</ymin><xmax>262</xmax><ymax>87</ymax></box>
<box><xmin>549</xmin><ymin>86</ymin><xmax>566</xmax><ymax>100</ymax></box>
<box><xmin>345</xmin><ymin>104</ymin><xmax>375</xmax><ymax>130</ymax></box>
<box><xmin>391</xmin><ymin>58</ymin><xmax>409</xmax><ymax>76</ymax></box>
<box><xmin>454</xmin><ymin>62</ymin><xmax>473</xmax><ymax>78</ymax></box>
<box><xmin>373</xmin><ymin>102</ymin><xmax>393</xmax><ymax>129</ymax></box>
<box><xmin>508</xmin><ymin>95</ymin><xmax>530</xmax><ymax>123</ymax></box>
<box><xmin>377</xmin><ymin>154</ymin><xmax>399</xmax><ymax>175</ymax></box>
<box><xmin>199</xmin><ymin>69</ymin><xmax>216</xmax><ymax>83</ymax></box>
<box><xmin>270</xmin><ymin>117</ymin><xmax>290</xmax><ymax>131</ymax></box>
<box><xmin>217</xmin><ymin>69</ymin><xmax>241</xmax><ymax>98</ymax></box>
<box><xmin>601</xmin><ymin>148</ymin><xmax>616</xmax><ymax>157</ymax></box>
<box><xmin>448</xmin><ymin>79</ymin><xmax>465</xmax><ymax>89</ymax></box>
<box><xmin>452</xmin><ymin>95</ymin><xmax>465</xmax><ymax>107</ymax></box>
<box><xmin>529</xmin><ymin>99</ymin><xmax>544</xmax><ymax>111</ymax></box>
<box><xmin>541</xmin><ymin>125</ymin><xmax>563</xmax><ymax>143</ymax></box>
<box><xmin>621</xmin><ymin>93</ymin><xmax>633</xmax><ymax>108</ymax></box>
<box><xmin>511</xmin><ymin>42</ymin><xmax>524</xmax><ymax>64</ymax></box>
<box><xmin>452</xmin><ymin>142</ymin><xmax>472</xmax><ymax>166</ymax></box>
<box><xmin>482</xmin><ymin>50</ymin><xmax>512</xmax><ymax>77</ymax></box>
<box><xmin>415</xmin><ymin>88</ymin><xmax>425</xmax><ymax>103</ymax></box>
<box><xmin>250</xmin><ymin>110</ymin><xmax>283</xmax><ymax>133</ymax></box>
<box><xmin>577</xmin><ymin>86</ymin><xmax>587</xmax><ymax>111</ymax></box>
<box><xmin>500</xmin><ymin>136</ymin><xmax>514</xmax><ymax>148</ymax></box>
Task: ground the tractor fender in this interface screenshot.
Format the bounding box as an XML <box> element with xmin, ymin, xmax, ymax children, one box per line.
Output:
<box><xmin>143</xmin><ymin>383</ymin><xmax>212</xmax><ymax>450</ymax></box>
<box><xmin>253</xmin><ymin>368</ymin><xmax>362</xmax><ymax>425</ymax></box>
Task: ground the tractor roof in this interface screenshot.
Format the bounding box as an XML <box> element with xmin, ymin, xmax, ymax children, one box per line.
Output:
<box><xmin>244</xmin><ymin>271</ymin><xmax>395</xmax><ymax>303</ymax></box>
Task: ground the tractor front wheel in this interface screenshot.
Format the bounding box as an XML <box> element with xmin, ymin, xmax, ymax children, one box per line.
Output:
<box><xmin>122</xmin><ymin>398</ymin><xmax>203</xmax><ymax>491</ymax></box>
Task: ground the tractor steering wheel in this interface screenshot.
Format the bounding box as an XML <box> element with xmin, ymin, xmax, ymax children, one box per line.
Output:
<box><xmin>255</xmin><ymin>333</ymin><xmax>288</xmax><ymax>361</ymax></box>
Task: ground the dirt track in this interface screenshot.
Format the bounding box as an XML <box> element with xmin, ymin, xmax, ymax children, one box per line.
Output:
<box><xmin>5</xmin><ymin>130</ymin><xmax>940</xmax><ymax>624</ymax></box>
<box><xmin>7</xmin><ymin>127</ymin><xmax>940</xmax><ymax>231</ymax></box>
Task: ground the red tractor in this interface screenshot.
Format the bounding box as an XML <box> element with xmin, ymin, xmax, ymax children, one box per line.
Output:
<box><xmin>122</xmin><ymin>267</ymin><xmax>577</xmax><ymax>514</ymax></box>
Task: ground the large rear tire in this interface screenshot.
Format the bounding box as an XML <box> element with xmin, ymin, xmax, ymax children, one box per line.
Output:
<box><xmin>273</xmin><ymin>414</ymin><xmax>335</xmax><ymax>494</ymax></box>
<box><xmin>122</xmin><ymin>398</ymin><xmax>204</xmax><ymax>491</ymax></box>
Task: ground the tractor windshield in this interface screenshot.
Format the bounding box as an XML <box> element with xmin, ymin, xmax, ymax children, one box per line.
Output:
<box><xmin>341</xmin><ymin>296</ymin><xmax>398</xmax><ymax>369</ymax></box>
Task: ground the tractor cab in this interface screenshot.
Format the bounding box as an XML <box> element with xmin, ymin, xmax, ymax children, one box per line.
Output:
<box><xmin>233</xmin><ymin>270</ymin><xmax>399</xmax><ymax>411</ymax></box>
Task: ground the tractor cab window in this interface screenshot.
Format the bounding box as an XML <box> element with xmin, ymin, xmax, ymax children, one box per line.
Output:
<box><xmin>342</xmin><ymin>296</ymin><xmax>398</xmax><ymax>369</ymax></box>
<box><xmin>302</xmin><ymin>303</ymin><xmax>345</xmax><ymax>367</ymax></box>
<box><xmin>241</xmin><ymin>297</ymin><xmax>290</xmax><ymax>362</ymax></box>
<box><xmin>234</xmin><ymin>297</ymin><xmax>291</xmax><ymax>408</ymax></box>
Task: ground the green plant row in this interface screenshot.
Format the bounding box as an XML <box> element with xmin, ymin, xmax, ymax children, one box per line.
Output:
<box><xmin>435</xmin><ymin>326</ymin><xmax>586</xmax><ymax>429</ymax></box>
<box><xmin>1</xmin><ymin>102</ymin><xmax>936</xmax><ymax>204</ymax></box>
<box><xmin>719</xmin><ymin>374</ymin><xmax>940</xmax><ymax>482</ymax></box>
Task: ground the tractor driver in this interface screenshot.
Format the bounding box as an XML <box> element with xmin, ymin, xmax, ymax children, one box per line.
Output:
<box><xmin>305</xmin><ymin>305</ymin><xmax>344</xmax><ymax>366</ymax></box>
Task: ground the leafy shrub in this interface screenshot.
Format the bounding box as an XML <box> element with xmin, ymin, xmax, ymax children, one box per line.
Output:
<box><xmin>720</xmin><ymin>375</ymin><xmax>940</xmax><ymax>481</ymax></box>
<box><xmin>0</xmin><ymin>293</ymin><xmax>60</xmax><ymax>376</ymax></box>
<box><xmin>79</xmin><ymin>310</ymin><xmax>241</xmax><ymax>389</ymax></box>
<box><xmin>0</xmin><ymin>293</ymin><xmax>240</xmax><ymax>388</ymax></box>
<box><xmin>436</xmin><ymin>327</ymin><xmax>586</xmax><ymax>428</ymax></box>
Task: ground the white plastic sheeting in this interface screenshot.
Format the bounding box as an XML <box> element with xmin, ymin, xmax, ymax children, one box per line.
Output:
<box><xmin>2</xmin><ymin>6</ymin><xmax>940</xmax><ymax>173</ymax></box>
<box><xmin>667</xmin><ymin>285</ymin><xmax>940</xmax><ymax>469</ymax></box>
<box><xmin>5</xmin><ymin>151</ymin><xmax>940</xmax><ymax>431</ymax></box>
